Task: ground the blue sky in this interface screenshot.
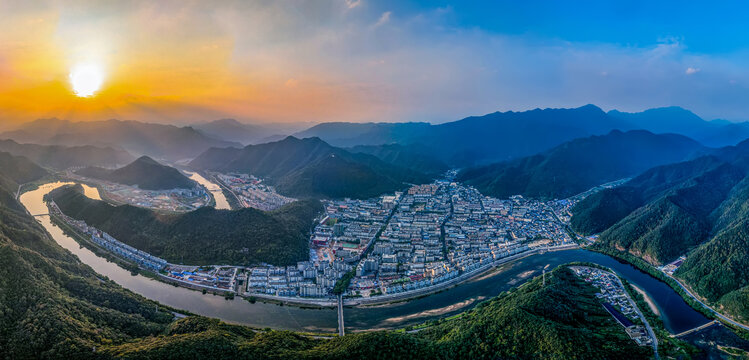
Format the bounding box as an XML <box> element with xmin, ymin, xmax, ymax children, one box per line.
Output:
<box><xmin>1</xmin><ymin>1</ymin><xmax>748</xmax><ymax>124</ymax></box>
<box><xmin>339</xmin><ymin>0</ymin><xmax>749</xmax><ymax>122</ymax></box>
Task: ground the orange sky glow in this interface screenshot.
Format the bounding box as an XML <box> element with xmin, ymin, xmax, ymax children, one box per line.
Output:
<box><xmin>0</xmin><ymin>2</ymin><xmax>396</xmax><ymax>127</ymax></box>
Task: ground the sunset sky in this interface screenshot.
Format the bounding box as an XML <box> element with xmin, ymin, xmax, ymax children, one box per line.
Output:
<box><xmin>2</xmin><ymin>1</ymin><xmax>749</xmax><ymax>127</ymax></box>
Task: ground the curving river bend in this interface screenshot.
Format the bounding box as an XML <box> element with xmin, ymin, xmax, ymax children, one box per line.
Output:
<box><xmin>21</xmin><ymin>182</ymin><xmax>711</xmax><ymax>334</ymax></box>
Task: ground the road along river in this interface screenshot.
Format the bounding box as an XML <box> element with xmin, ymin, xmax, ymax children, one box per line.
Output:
<box><xmin>21</xmin><ymin>182</ymin><xmax>710</xmax><ymax>334</ymax></box>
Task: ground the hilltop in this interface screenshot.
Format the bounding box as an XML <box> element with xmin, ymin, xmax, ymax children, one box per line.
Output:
<box><xmin>76</xmin><ymin>156</ymin><xmax>195</xmax><ymax>190</ymax></box>
<box><xmin>190</xmin><ymin>136</ymin><xmax>431</xmax><ymax>199</ymax></box>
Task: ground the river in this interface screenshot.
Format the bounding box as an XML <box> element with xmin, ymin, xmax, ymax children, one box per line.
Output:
<box><xmin>21</xmin><ymin>182</ymin><xmax>711</xmax><ymax>334</ymax></box>
<box><xmin>185</xmin><ymin>171</ymin><xmax>231</xmax><ymax>210</ymax></box>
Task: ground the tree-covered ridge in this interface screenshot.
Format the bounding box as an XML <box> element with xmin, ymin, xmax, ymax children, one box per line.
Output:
<box><xmin>76</xmin><ymin>155</ymin><xmax>196</xmax><ymax>190</ymax></box>
<box><xmin>189</xmin><ymin>136</ymin><xmax>430</xmax><ymax>199</ymax></box>
<box><xmin>458</xmin><ymin>130</ymin><xmax>703</xmax><ymax>199</ymax></box>
<box><xmin>50</xmin><ymin>185</ymin><xmax>322</xmax><ymax>266</ymax></box>
<box><xmin>0</xmin><ymin>160</ymin><xmax>175</xmax><ymax>359</ymax></box>
<box><xmin>0</xmin><ymin>151</ymin><xmax>48</xmax><ymax>187</ymax></box>
<box><xmin>570</xmin><ymin>152</ymin><xmax>749</xmax><ymax>321</ymax></box>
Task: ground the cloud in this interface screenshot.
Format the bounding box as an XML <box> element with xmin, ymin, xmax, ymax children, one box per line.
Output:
<box><xmin>686</xmin><ymin>67</ymin><xmax>700</xmax><ymax>75</ymax></box>
<box><xmin>4</xmin><ymin>1</ymin><xmax>749</xmax><ymax>124</ymax></box>
<box><xmin>374</xmin><ymin>11</ymin><xmax>391</xmax><ymax>27</ymax></box>
<box><xmin>345</xmin><ymin>0</ymin><xmax>361</xmax><ymax>9</ymax></box>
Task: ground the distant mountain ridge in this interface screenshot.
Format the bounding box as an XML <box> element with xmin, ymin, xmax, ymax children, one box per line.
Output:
<box><xmin>458</xmin><ymin>130</ymin><xmax>704</xmax><ymax>199</ymax></box>
<box><xmin>1</xmin><ymin>118</ymin><xmax>240</xmax><ymax>161</ymax></box>
<box><xmin>0</xmin><ymin>139</ymin><xmax>134</xmax><ymax>169</ymax></box>
<box><xmin>190</xmin><ymin>136</ymin><xmax>431</xmax><ymax>199</ymax></box>
<box><xmin>296</xmin><ymin>105</ymin><xmax>749</xmax><ymax>166</ymax></box>
<box><xmin>192</xmin><ymin>118</ymin><xmax>279</xmax><ymax>145</ymax></box>
<box><xmin>76</xmin><ymin>156</ymin><xmax>195</xmax><ymax>190</ymax></box>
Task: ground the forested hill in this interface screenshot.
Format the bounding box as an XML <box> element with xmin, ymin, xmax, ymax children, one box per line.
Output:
<box><xmin>458</xmin><ymin>130</ymin><xmax>704</xmax><ymax>199</ymax></box>
<box><xmin>50</xmin><ymin>185</ymin><xmax>322</xmax><ymax>266</ymax></box>
<box><xmin>0</xmin><ymin>151</ymin><xmax>48</xmax><ymax>191</ymax></box>
<box><xmin>570</xmin><ymin>150</ymin><xmax>749</xmax><ymax>322</ymax></box>
<box><xmin>0</xmin><ymin>155</ymin><xmax>176</xmax><ymax>358</ymax></box>
<box><xmin>76</xmin><ymin>156</ymin><xmax>195</xmax><ymax>190</ymax></box>
<box><xmin>190</xmin><ymin>136</ymin><xmax>431</xmax><ymax>199</ymax></box>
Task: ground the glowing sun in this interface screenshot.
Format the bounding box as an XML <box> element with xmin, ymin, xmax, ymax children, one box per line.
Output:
<box><xmin>69</xmin><ymin>63</ymin><xmax>104</xmax><ymax>97</ymax></box>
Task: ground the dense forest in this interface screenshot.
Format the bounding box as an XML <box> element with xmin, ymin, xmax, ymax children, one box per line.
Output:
<box><xmin>76</xmin><ymin>156</ymin><xmax>196</xmax><ymax>190</ymax></box>
<box><xmin>189</xmin><ymin>136</ymin><xmax>430</xmax><ymax>199</ymax></box>
<box><xmin>50</xmin><ymin>185</ymin><xmax>322</xmax><ymax>266</ymax></box>
<box><xmin>0</xmin><ymin>155</ymin><xmax>176</xmax><ymax>358</ymax></box>
<box><xmin>458</xmin><ymin>130</ymin><xmax>703</xmax><ymax>199</ymax></box>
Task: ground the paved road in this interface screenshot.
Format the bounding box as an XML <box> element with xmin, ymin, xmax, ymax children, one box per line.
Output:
<box><xmin>666</xmin><ymin>273</ymin><xmax>749</xmax><ymax>332</ymax></box>
<box><xmin>337</xmin><ymin>294</ymin><xmax>345</xmax><ymax>336</ymax></box>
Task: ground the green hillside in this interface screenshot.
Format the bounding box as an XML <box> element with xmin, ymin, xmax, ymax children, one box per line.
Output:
<box><xmin>50</xmin><ymin>185</ymin><xmax>322</xmax><ymax>266</ymax></box>
<box><xmin>571</xmin><ymin>152</ymin><xmax>749</xmax><ymax>321</ymax></box>
<box><xmin>0</xmin><ymin>156</ymin><xmax>175</xmax><ymax>359</ymax></box>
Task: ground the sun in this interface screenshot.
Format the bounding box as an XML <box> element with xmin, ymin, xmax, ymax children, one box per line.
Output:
<box><xmin>69</xmin><ymin>63</ymin><xmax>104</xmax><ymax>97</ymax></box>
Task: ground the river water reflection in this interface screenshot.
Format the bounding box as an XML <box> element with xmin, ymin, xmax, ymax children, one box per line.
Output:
<box><xmin>185</xmin><ymin>171</ymin><xmax>231</xmax><ymax>210</ymax></box>
<box><xmin>21</xmin><ymin>182</ymin><xmax>710</xmax><ymax>334</ymax></box>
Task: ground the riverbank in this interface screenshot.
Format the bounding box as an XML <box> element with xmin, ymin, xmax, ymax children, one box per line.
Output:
<box><xmin>588</xmin><ymin>246</ymin><xmax>749</xmax><ymax>338</ymax></box>
<box><xmin>632</xmin><ymin>284</ymin><xmax>660</xmax><ymax>316</ymax></box>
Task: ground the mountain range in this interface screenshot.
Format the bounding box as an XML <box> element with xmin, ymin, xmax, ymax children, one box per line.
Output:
<box><xmin>190</xmin><ymin>136</ymin><xmax>431</xmax><ymax>199</ymax></box>
<box><xmin>0</xmin><ymin>139</ymin><xmax>134</xmax><ymax>169</ymax></box>
<box><xmin>1</xmin><ymin>118</ymin><xmax>239</xmax><ymax>161</ymax></box>
<box><xmin>458</xmin><ymin>130</ymin><xmax>704</xmax><ymax>199</ymax></box>
<box><xmin>191</xmin><ymin>118</ymin><xmax>283</xmax><ymax>145</ymax></box>
<box><xmin>76</xmin><ymin>156</ymin><xmax>195</xmax><ymax>190</ymax></box>
<box><xmin>294</xmin><ymin>105</ymin><xmax>749</xmax><ymax>166</ymax></box>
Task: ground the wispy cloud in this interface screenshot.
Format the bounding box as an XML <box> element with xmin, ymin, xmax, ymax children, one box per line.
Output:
<box><xmin>686</xmin><ymin>67</ymin><xmax>700</xmax><ymax>75</ymax></box>
<box><xmin>345</xmin><ymin>0</ymin><xmax>361</xmax><ymax>9</ymax></box>
<box><xmin>374</xmin><ymin>11</ymin><xmax>391</xmax><ymax>27</ymax></box>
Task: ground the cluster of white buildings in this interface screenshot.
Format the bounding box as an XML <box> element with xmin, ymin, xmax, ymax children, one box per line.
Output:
<box><xmin>216</xmin><ymin>173</ymin><xmax>295</xmax><ymax>211</ymax></box>
<box><xmin>50</xmin><ymin>201</ymin><xmax>167</xmax><ymax>271</ymax></box>
<box><xmin>245</xmin><ymin>173</ymin><xmax>579</xmax><ymax>299</ymax></box>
